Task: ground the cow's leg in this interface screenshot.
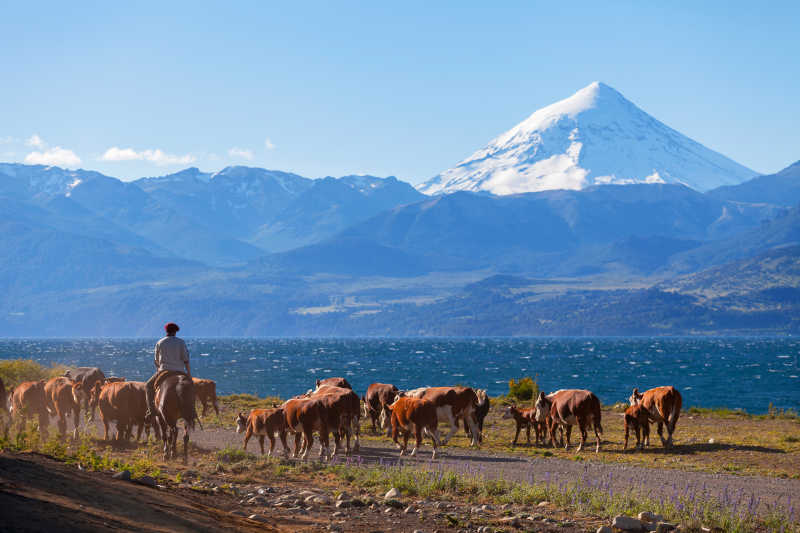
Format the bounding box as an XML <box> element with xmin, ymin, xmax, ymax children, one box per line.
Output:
<box><xmin>465</xmin><ymin>412</ymin><xmax>480</xmax><ymax>447</ymax></box>
<box><xmin>512</xmin><ymin>424</ymin><xmax>521</xmax><ymax>446</ymax></box>
<box><xmin>564</xmin><ymin>425</ymin><xmax>573</xmax><ymax>449</ymax></box>
<box><xmin>657</xmin><ymin>421</ymin><xmax>667</xmax><ymax>447</ymax></box>
<box><xmin>56</xmin><ymin>409</ymin><xmax>67</xmax><ymax>437</ymax></box>
<box><xmin>392</xmin><ymin>419</ymin><xmax>402</xmax><ymax>450</ymax></box>
<box><xmin>267</xmin><ymin>434</ymin><xmax>276</xmax><ymax>457</ymax></box>
<box><xmin>577</xmin><ymin>421</ymin><xmax>587</xmax><ymax>453</ymax></box>
<box><xmin>37</xmin><ymin>411</ymin><xmax>49</xmax><ymax>440</ymax></box>
<box><xmin>279</xmin><ymin>430</ymin><xmax>290</xmax><ymax>458</ymax></box>
<box><xmin>293</xmin><ymin>432</ymin><xmax>302</xmax><ymax>458</ymax></box>
<box><xmin>525</xmin><ymin>424</ymin><xmax>531</xmax><ymax>444</ymax></box>
<box><xmin>301</xmin><ymin>429</ymin><xmax>314</xmax><ymax>461</ymax></box>
<box><xmin>400</xmin><ymin>430</ymin><xmax>410</xmax><ymax>456</ymax></box>
<box><xmin>410</xmin><ymin>424</ymin><xmax>422</xmax><ymax>457</ymax></box>
<box><xmin>200</xmin><ymin>400</ymin><xmax>208</xmax><ymax>417</ymax></box>
<box><xmin>624</xmin><ymin>424</ymin><xmax>630</xmax><ymax>450</ymax></box>
<box><xmin>258</xmin><ymin>434</ymin><xmax>265</xmax><ymax>455</ymax></box>
<box><xmin>71</xmin><ymin>406</ymin><xmax>80</xmax><ymax>440</ymax></box>
<box><xmin>641</xmin><ymin>422</ymin><xmax>649</xmax><ymax>450</ymax></box>
<box><xmin>441</xmin><ymin>407</ymin><xmax>458</xmax><ymax>445</ymax></box>
<box><xmin>212</xmin><ymin>397</ymin><xmax>219</xmax><ymax>416</ymax></box>
<box><xmin>548</xmin><ymin>420</ymin><xmax>559</xmax><ymax>449</ymax></box>
<box><xmin>352</xmin><ymin>414</ymin><xmax>360</xmax><ymax>453</ymax></box>
<box><xmin>102</xmin><ymin>417</ymin><xmax>110</xmax><ymax>441</ymax></box>
<box><xmin>429</xmin><ymin>427</ymin><xmax>441</xmax><ymax>459</ymax></box>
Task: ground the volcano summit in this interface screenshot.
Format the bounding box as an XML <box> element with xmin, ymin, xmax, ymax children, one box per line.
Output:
<box><xmin>419</xmin><ymin>82</ymin><xmax>757</xmax><ymax>195</ymax></box>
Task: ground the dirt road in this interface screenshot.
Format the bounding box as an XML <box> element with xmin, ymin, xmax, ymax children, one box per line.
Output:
<box><xmin>192</xmin><ymin>426</ymin><xmax>800</xmax><ymax>517</ymax></box>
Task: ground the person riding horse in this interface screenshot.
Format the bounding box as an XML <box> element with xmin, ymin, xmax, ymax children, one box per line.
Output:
<box><xmin>145</xmin><ymin>322</ymin><xmax>192</xmax><ymax>419</ymax></box>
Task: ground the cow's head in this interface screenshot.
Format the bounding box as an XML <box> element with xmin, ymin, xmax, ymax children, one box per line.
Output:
<box><xmin>534</xmin><ymin>392</ymin><xmax>551</xmax><ymax>421</ymax></box>
<box><xmin>501</xmin><ymin>404</ymin><xmax>517</xmax><ymax>419</ymax></box>
<box><xmin>628</xmin><ymin>388</ymin><xmax>644</xmax><ymax>406</ymax></box>
<box><xmin>315</xmin><ymin>379</ymin><xmax>321</xmax><ymax>388</ymax></box>
<box><xmin>88</xmin><ymin>381</ymin><xmax>103</xmax><ymax>410</ymax></box>
<box><xmin>235</xmin><ymin>412</ymin><xmax>247</xmax><ymax>433</ymax></box>
<box><xmin>72</xmin><ymin>381</ymin><xmax>88</xmax><ymax>406</ymax></box>
<box><xmin>475</xmin><ymin>389</ymin><xmax>488</xmax><ymax>406</ymax></box>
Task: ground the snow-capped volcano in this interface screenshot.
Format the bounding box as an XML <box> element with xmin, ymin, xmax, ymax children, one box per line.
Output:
<box><xmin>418</xmin><ymin>82</ymin><xmax>757</xmax><ymax>195</ymax></box>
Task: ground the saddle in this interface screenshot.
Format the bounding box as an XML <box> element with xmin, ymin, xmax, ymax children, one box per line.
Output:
<box><xmin>153</xmin><ymin>370</ymin><xmax>187</xmax><ymax>392</ymax></box>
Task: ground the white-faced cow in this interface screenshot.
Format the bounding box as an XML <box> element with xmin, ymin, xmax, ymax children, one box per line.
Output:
<box><xmin>419</xmin><ymin>387</ymin><xmax>481</xmax><ymax>447</ymax></box>
<box><xmin>629</xmin><ymin>386</ymin><xmax>682</xmax><ymax>448</ymax></box>
<box><xmin>282</xmin><ymin>397</ymin><xmax>334</xmax><ymax>461</ymax></box>
<box><xmin>65</xmin><ymin>367</ymin><xmax>106</xmax><ymax>421</ymax></box>
<box><xmin>307</xmin><ymin>384</ymin><xmax>360</xmax><ymax>455</ymax></box>
<box><xmin>536</xmin><ymin>389</ymin><xmax>603</xmax><ymax>453</ymax></box>
<box><xmin>363</xmin><ymin>382</ymin><xmax>399</xmax><ymax>436</ymax></box>
<box><xmin>387</xmin><ymin>396</ymin><xmax>442</xmax><ymax>459</ymax></box>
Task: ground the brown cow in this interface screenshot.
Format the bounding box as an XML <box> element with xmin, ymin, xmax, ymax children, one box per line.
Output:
<box><xmin>623</xmin><ymin>402</ymin><xmax>651</xmax><ymax>451</ymax></box>
<box><xmin>308</xmin><ymin>385</ymin><xmax>360</xmax><ymax>455</ymax></box>
<box><xmin>418</xmin><ymin>386</ymin><xmax>481</xmax><ymax>447</ymax></box>
<box><xmin>10</xmin><ymin>381</ymin><xmax>49</xmax><ymax>438</ymax></box>
<box><xmin>44</xmin><ymin>377</ymin><xmax>80</xmax><ymax>439</ymax></box>
<box><xmin>629</xmin><ymin>386</ymin><xmax>682</xmax><ymax>448</ymax></box>
<box><xmin>282</xmin><ymin>397</ymin><xmax>332</xmax><ymax>461</ymax></box>
<box><xmin>387</xmin><ymin>396</ymin><xmax>442</xmax><ymax>459</ymax></box>
<box><xmin>363</xmin><ymin>382</ymin><xmax>399</xmax><ymax>436</ymax></box>
<box><xmin>127</xmin><ymin>381</ymin><xmax>159</xmax><ymax>442</ymax></box>
<box><xmin>105</xmin><ymin>377</ymin><xmax>126</xmax><ymax>383</ymax></box>
<box><xmin>315</xmin><ymin>377</ymin><xmax>352</xmax><ymax>390</ymax></box>
<box><xmin>192</xmin><ymin>377</ymin><xmax>220</xmax><ymax>416</ymax></box>
<box><xmin>236</xmin><ymin>408</ymin><xmax>289</xmax><ymax>457</ymax></box>
<box><xmin>536</xmin><ymin>389</ymin><xmax>603</xmax><ymax>453</ymax></box>
<box><xmin>501</xmin><ymin>405</ymin><xmax>544</xmax><ymax>446</ymax></box>
<box><xmin>91</xmin><ymin>381</ymin><xmax>139</xmax><ymax>441</ymax></box>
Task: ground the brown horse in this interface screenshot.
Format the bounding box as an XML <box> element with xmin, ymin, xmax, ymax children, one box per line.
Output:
<box><xmin>153</xmin><ymin>373</ymin><xmax>197</xmax><ymax>462</ymax></box>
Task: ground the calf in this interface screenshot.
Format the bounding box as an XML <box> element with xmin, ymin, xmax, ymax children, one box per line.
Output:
<box><xmin>623</xmin><ymin>402</ymin><xmax>651</xmax><ymax>451</ymax></box>
<box><xmin>315</xmin><ymin>377</ymin><xmax>352</xmax><ymax>390</ymax></box>
<box><xmin>501</xmin><ymin>405</ymin><xmax>544</xmax><ymax>446</ymax></box>
<box><xmin>629</xmin><ymin>386</ymin><xmax>681</xmax><ymax>448</ymax></box>
<box><xmin>536</xmin><ymin>389</ymin><xmax>603</xmax><ymax>453</ymax></box>
<box><xmin>308</xmin><ymin>385</ymin><xmax>360</xmax><ymax>454</ymax></box>
<box><xmin>363</xmin><ymin>382</ymin><xmax>399</xmax><ymax>436</ymax></box>
<box><xmin>10</xmin><ymin>380</ymin><xmax>49</xmax><ymax>438</ymax></box>
<box><xmin>462</xmin><ymin>389</ymin><xmax>490</xmax><ymax>442</ymax></box>
<box><xmin>236</xmin><ymin>408</ymin><xmax>289</xmax><ymax>457</ymax></box>
<box><xmin>387</xmin><ymin>396</ymin><xmax>442</xmax><ymax>459</ymax></box>
<box><xmin>282</xmin><ymin>397</ymin><xmax>333</xmax><ymax>461</ymax></box>
<box><xmin>192</xmin><ymin>377</ymin><xmax>220</xmax><ymax>416</ymax></box>
<box><xmin>419</xmin><ymin>386</ymin><xmax>481</xmax><ymax>447</ymax></box>
<box><xmin>44</xmin><ymin>377</ymin><xmax>80</xmax><ymax>439</ymax></box>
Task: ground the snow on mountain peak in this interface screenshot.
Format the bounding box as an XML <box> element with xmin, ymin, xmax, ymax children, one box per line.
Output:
<box><xmin>418</xmin><ymin>82</ymin><xmax>757</xmax><ymax>196</ymax></box>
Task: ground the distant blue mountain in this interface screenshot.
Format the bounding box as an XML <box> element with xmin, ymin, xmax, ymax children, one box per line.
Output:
<box><xmin>709</xmin><ymin>161</ymin><xmax>800</xmax><ymax>206</ymax></box>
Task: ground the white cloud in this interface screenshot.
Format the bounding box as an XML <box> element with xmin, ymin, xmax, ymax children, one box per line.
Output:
<box><xmin>24</xmin><ymin>147</ymin><xmax>82</xmax><ymax>167</ymax></box>
<box><xmin>26</xmin><ymin>134</ymin><xmax>46</xmax><ymax>148</ymax></box>
<box><xmin>100</xmin><ymin>146</ymin><xmax>196</xmax><ymax>166</ymax></box>
<box><xmin>264</xmin><ymin>138</ymin><xmax>275</xmax><ymax>150</ymax></box>
<box><xmin>228</xmin><ymin>147</ymin><xmax>254</xmax><ymax>160</ymax></box>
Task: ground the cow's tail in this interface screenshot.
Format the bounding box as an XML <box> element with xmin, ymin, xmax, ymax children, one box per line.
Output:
<box><xmin>668</xmin><ymin>388</ymin><xmax>682</xmax><ymax>434</ymax></box>
<box><xmin>594</xmin><ymin>397</ymin><xmax>603</xmax><ymax>434</ymax></box>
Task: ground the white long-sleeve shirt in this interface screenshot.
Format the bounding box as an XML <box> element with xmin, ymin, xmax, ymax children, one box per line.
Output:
<box><xmin>154</xmin><ymin>336</ymin><xmax>189</xmax><ymax>372</ymax></box>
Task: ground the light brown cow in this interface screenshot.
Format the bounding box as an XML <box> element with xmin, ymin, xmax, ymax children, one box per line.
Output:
<box><xmin>10</xmin><ymin>380</ymin><xmax>49</xmax><ymax>438</ymax></box>
<box><xmin>501</xmin><ymin>405</ymin><xmax>544</xmax><ymax>446</ymax></box>
<box><xmin>387</xmin><ymin>396</ymin><xmax>442</xmax><ymax>459</ymax></box>
<box><xmin>364</xmin><ymin>382</ymin><xmax>399</xmax><ymax>436</ymax></box>
<box><xmin>64</xmin><ymin>367</ymin><xmax>105</xmax><ymax>421</ymax></box>
<box><xmin>536</xmin><ymin>389</ymin><xmax>603</xmax><ymax>453</ymax></box>
<box><xmin>236</xmin><ymin>408</ymin><xmax>289</xmax><ymax>457</ymax></box>
<box><xmin>127</xmin><ymin>381</ymin><xmax>159</xmax><ymax>442</ymax></box>
<box><xmin>282</xmin><ymin>397</ymin><xmax>333</xmax><ymax>461</ymax></box>
<box><xmin>418</xmin><ymin>386</ymin><xmax>481</xmax><ymax>447</ymax></box>
<box><xmin>315</xmin><ymin>377</ymin><xmax>352</xmax><ymax>390</ymax></box>
<box><xmin>44</xmin><ymin>377</ymin><xmax>80</xmax><ymax>439</ymax></box>
<box><xmin>192</xmin><ymin>377</ymin><xmax>220</xmax><ymax>416</ymax></box>
<box><xmin>308</xmin><ymin>385</ymin><xmax>360</xmax><ymax>455</ymax></box>
<box><xmin>623</xmin><ymin>402</ymin><xmax>651</xmax><ymax>451</ymax></box>
<box><xmin>629</xmin><ymin>386</ymin><xmax>682</xmax><ymax>448</ymax></box>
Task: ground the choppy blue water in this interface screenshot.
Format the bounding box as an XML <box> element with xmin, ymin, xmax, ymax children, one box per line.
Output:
<box><xmin>1</xmin><ymin>337</ymin><xmax>798</xmax><ymax>413</ymax></box>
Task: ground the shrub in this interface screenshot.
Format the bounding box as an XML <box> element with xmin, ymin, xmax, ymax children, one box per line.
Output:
<box><xmin>508</xmin><ymin>376</ymin><xmax>539</xmax><ymax>402</ymax></box>
<box><xmin>0</xmin><ymin>359</ymin><xmax>67</xmax><ymax>388</ymax></box>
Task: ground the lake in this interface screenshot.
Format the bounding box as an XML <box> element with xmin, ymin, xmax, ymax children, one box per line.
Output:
<box><xmin>1</xmin><ymin>337</ymin><xmax>798</xmax><ymax>413</ymax></box>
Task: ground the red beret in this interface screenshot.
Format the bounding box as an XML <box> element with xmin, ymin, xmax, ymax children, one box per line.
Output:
<box><xmin>164</xmin><ymin>322</ymin><xmax>180</xmax><ymax>333</ymax></box>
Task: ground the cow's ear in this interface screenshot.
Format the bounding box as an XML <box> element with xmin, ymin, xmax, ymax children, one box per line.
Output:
<box><xmin>537</xmin><ymin>391</ymin><xmax>546</xmax><ymax>401</ymax></box>
<box><xmin>632</xmin><ymin>387</ymin><xmax>639</xmax><ymax>395</ymax></box>
<box><xmin>315</xmin><ymin>379</ymin><xmax>321</xmax><ymax>387</ymax></box>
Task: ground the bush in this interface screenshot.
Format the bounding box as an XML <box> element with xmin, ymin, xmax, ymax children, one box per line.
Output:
<box><xmin>508</xmin><ymin>376</ymin><xmax>539</xmax><ymax>402</ymax></box>
<box><xmin>0</xmin><ymin>359</ymin><xmax>67</xmax><ymax>388</ymax></box>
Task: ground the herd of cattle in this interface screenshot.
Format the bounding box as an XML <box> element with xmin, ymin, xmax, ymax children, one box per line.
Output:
<box><xmin>0</xmin><ymin>368</ymin><xmax>683</xmax><ymax>463</ymax></box>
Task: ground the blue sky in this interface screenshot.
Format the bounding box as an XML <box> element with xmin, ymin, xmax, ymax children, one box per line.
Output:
<box><xmin>1</xmin><ymin>1</ymin><xmax>798</xmax><ymax>183</ymax></box>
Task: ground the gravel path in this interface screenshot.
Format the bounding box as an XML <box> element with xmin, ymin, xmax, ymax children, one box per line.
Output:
<box><xmin>190</xmin><ymin>427</ymin><xmax>800</xmax><ymax>518</ymax></box>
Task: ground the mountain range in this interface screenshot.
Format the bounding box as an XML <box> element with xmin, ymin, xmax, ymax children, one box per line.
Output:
<box><xmin>0</xmin><ymin>82</ymin><xmax>798</xmax><ymax>336</ymax></box>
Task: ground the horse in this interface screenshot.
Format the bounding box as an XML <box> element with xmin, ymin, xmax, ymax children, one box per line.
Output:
<box><xmin>153</xmin><ymin>373</ymin><xmax>197</xmax><ymax>462</ymax></box>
